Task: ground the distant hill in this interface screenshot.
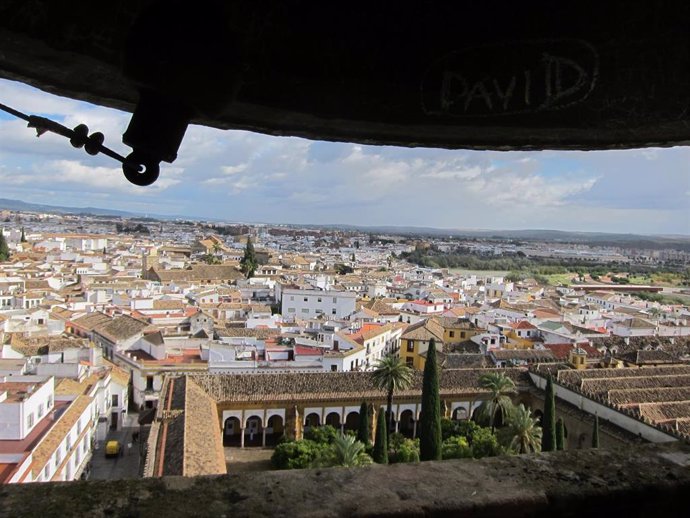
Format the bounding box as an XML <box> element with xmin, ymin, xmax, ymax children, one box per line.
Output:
<box><xmin>307</xmin><ymin>224</ymin><xmax>690</xmax><ymax>251</ymax></box>
<box><xmin>0</xmin><ymin>198</ymin><xmax>139</xmax><ymax>218</ymax></box>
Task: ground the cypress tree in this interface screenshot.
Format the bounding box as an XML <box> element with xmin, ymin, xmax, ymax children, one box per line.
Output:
<box><xmin>541</xmin><ymin>375</ymin><xmax>557</xmax><ymax>452</ymax></box>
<box><xmin>592</xmin><ymin>415</ymin><xmax>599</xmax><ymax>448</ymax></box>
<box><xmin>20</xmin><ymin>227</ymin><xmax>26</xmax><ymax>243</ymax></box>
<box><xmin>0</xmin><ymin>232</ymin><xmax>9</xmax><ymax>262</ymax></box>
<box><xmin>240</xmin><ymin>236</ymin><xmax>257</xmax><ymax>278</ymax></box>
<box><xmin>357</xmin><ymin>402</ymin><xmax>370</xmax><ymax>446</ymax></box>
<box><xmin>556</xmin><ymin>418</ymin><xmax>565</xmax><ymax>451</ymax></box>
<box><xmin>373</xmin><ymin>407</ymin><xmax>388</xmax><ymax>464</ymax></box>
<box><xmin>419</xmin><ymin>337</ymin><xmax>442</xmax><ymax>461</ymax></box>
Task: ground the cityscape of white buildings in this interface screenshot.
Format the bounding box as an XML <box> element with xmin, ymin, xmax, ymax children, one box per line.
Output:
<box><xmin>0</xmin><ymin>209</ymin><xmax>689</xmax><ymax>483</ymax></box>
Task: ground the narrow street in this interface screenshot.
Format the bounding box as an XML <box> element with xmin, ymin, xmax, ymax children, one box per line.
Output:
<box><xmin>88</xmin><ymin>414</ymin><xmax>141</xmax><ymax>480</ymax></box>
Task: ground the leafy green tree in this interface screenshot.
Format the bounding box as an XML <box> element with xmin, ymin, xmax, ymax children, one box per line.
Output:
<box><xmin>541</xmin><ymin>376</ymin><xmax>557</xmax><ymax>452</ymax></box>
<box><xmin>373</xmin><ymin>407</ymin><xmax>388</xmax><ymax>464</ymax></box>
<box><xmin>334</xmin><ymin>263</ymin><xmax>354</xmax><ymax>275</ymax></box>
<box><xmin>304</xmin><ymin>425</ymin><xmax>339</xmax><ymax>444</ymax></box>
<box><xmin>357</xmin><ymin>402</ymin><xmax>370</xmax><ymax>446</ymax></box>
<box><xmin>372</xmin><ymin>355</ymin><xmax>413</xmax><ymax>433</ymax></box>
<box><xmin>271</xmin><ymin>440</ymin><xmax>330</xmax><ymax>469</ymax></box>
<box><xmin>388</xmin><ymin>433</ymin><xmax>420</xmax><ymax>464</ymax></box>
<box><xmin>240</xmin><ymin>236</ymin><xmax>257</xmax><ymax>278</ymax></box>
<box><xmin>419</xmin><ymin>337</ymin><xmax>442</xmax><ymax>461</ymax></box>
<box><xmin>468</xmin><ymin>425</ymin><xmax>502</xmax><ymax>458</ymax></box>
<box><xmin>0</xmin><ymin>232</ymin><xmax>9</xmax><ymax>262</ymax></box>
<box><xmin>439</xmin><ymin>418</ymin><xmax>501</xmax><ymax>458</ymax></box>
<box><xmin>441</xmin><ymin>436</ymin><xmax>473</xmax><ymax>460</ymax></box>
<box><xmin>504</xmin><ymin>404</ymin><xmax>542</xmax><ymax>454</ymax></box>
<box><xmin>592</xmin><ymin>415</ymin><xmax>599</xmax><ymax>448</ymax></box>
<box><xmin>476</xmin><ymin>372</ymin><xmax>517</xmax><ymax>433</ymax></box>
<box><xmin>556</xmin><ymin>418</ymin><xmax>565</xmax><ymax>451</ymax></box>
<box><xmin>20</xmin><ymin>227</ymin><xmax>26</xmax><ymax>243</ymax></box>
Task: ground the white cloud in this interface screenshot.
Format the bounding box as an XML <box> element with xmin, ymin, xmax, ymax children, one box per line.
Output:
<box><xmin>0</xmin><ymin>78</ymin><xmax>687</xmax><ymax>234</ymax></box>
<box><xmin>220</xmin><ymin>163</ymin><xmax>248</xmax><ymax>175</ymax></box>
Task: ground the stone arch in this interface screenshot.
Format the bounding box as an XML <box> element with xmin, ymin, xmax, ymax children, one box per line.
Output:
<box><xmin>244</xmin><ymin>415</ymin><xmax>263</xmax><ymax>447</ymax></box>
<box><xmin>344</xmin><ymin>411</ymin><xmax>360</xmax><ymax>432</ymax></box>
<box><xmin>452</xmin><ymin>407</ymin><xmax>468</xmax><ymax>420</ymax></box>
<box><xmin>399</xmin><ymin>409</ymin><xmax>415</xmax><ymax>438</ymax></box>
<box><xmin>304</xmin><ymin>412</ymin><xmax>321</xmax><ymax>429</ymax></box>
<box><xmin>577</xmin><ymin>432</ymin><xmax>588</xmax><ymax>449</ymax></box>
<box><xmin>325</xmin><ymin>412</ymin><xmax>341</xmax><ymax>428</ymax></box>
<box><xmin>266</xmin><ymin>415</ymin><xmax>284</xmax><ymax>445</ymax></box>
<box><xmin>223</xmin><ymin>416</ymin><xmax>241</xmax><ymax>447</ymax></box>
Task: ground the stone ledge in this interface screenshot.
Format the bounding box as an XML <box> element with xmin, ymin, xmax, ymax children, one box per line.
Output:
<box><xmin>2</xmin><ymin>443</ymin><xmax>690</xmax><ymax>517</ymax></box>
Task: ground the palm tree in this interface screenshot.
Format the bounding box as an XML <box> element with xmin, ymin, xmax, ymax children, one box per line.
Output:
<box><xmin>372</xmin><ymin>355</ymin><xmax>414</xmax><ymax>432</ymax></box>
<box><xmin>331</xmin><ymin>433</ymin><xmax>370</xmax><ymax>467</ymax></box>
<box><xmin>506</xmin><ymin>404</ymin><xmax>542</xmax><ymax>454</ymax></box>
<box><xmin>477</xmin><ymin>372</ymin><xmax>517</xmax><ymax>433</ymax></box>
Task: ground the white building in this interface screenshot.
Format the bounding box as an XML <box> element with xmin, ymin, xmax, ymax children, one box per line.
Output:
<box><xmin>280</xmin><ymin>288</ymin><xmax>357</xmax><ymax>320</ymax></box>
<box><xmin>0</xmin><ymin>376</ymin><xmax>96</xmax><ymax>483</ymax></box>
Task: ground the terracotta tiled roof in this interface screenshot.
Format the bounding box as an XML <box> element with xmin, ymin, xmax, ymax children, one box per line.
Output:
<box><xmin>617</xmin><ymin>349</ymin><xmax>678</xmax><ymax>365</ymax></box>
<box><xmin>401</xmin><ymin>318</ymin><xmax>444</xmax><ymax>342</ymax></box>
<box><xmin>189</xmin><ymin>368</ymin><xmax>528</xmax><ymax>403</ymax></box>
<box><xmin>183</xmin><ymin>377</ymin><xmax>226</xmax><ymax>476</ymax></box>
<box><xmin>94</xmin><ymin>315</ymin><xmax>150</xmax><ymax>342</ymax></box>
<box><xmin>70</xmin><ymin>311</ymin><xmax>112</xmax><ymax>331</ymax></box>
<box><xmin>102</xmin><ymin>359</ymin><xmax>130</xmax><ymax>386</ymax></box>
<box><xmin>30</xmin><ymin>395</ymin><xmax>93</xmax><ymax>479</ymax></box>
<box><xmin>10</xmin><ymin>335</ymin><xmax>91</xmax><ymax>356</ymax></box>
<box><xmin>145</xmin><ymin>377</ymin><xmax>226</xmax><ymax>477</ymax></box>
<box><xmin>152</xmin><ymin>300</ymin><xmax>185</xmax><ymax>310</ymax></box>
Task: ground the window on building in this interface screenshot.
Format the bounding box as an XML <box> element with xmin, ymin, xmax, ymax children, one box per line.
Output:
<box><xmin>83</xmin><ymin>440</ymin><xmax>88</xmax><ymax>453</ymax></box>
<box><xmin>303</xmin><ymin>297</ymin><xmax>308</xmax><ymax>302</ymax></box>
<box><xmin>55</xmin><ymin>448</ymin><xmax>61</xmax><ymax>467</ymax></box>
<box><xmin>461</xmin><ymin>332</ymin><xmax>466</xmax><ymax>338</ymax></box>
<box><xmin>330</xmin><ymin>365</ymin><xmax>337</xmax><ymax>372</ymax></box>
<box><xmin>406</xmin><ymin>341</ymin><xmax>414</xmax><ymax>352</ymax></box>
<box><xmin>406</xmin><ymin>357</ymin><xmax>414</xmax><ymax>367</ymax></box>
<box><xmin>66</xmin><ymin>433</ymin><xmax>72</xmax><ymax>451</ymax></box>
<box><xmin>331</xmin><ymin>308</ymin><xmax>337</xmax><ymax>315</ymax></box>
<box><xmin>449</xmin><ymin>331</ymin><xmax>455</xmax><ymax>338</ymax></box>
<box><xmin>332</xmin><ymin>297</ymin><xmax>337</xmax><ymax>303</ymax></box>
<box><xmin>37</xmin><ymin>403</ymin><xmax>44</xmax><ymax>419</ymax></box>
<box><xmin>317</xmin><ymin>297</ymin><xmax>322</xmax><ymax>302</ymax></box>
<box><xmin>146</xmin><ymin>376</ymin><xmax>154</xmax><ymax>391</ymax></box>
<box><xmin>301</xmin><ymin>308</ymin><xmax>309</xmax><ymax>313</ymax></box>
<box><xmin>288</xmin><ymin>307</ymin><xmax>296</xmax><ymax>313</ymax></box>
<box><xmin>112</xmin><ymin>394</ymin><xmax>119</xmax><ymax>408</ymax></box>
<box><xmin>290</xmin><ymin>296</ymin><xmax>294</xmax><ymax>301</ymax></box>
<box><xmin>26</xmin><ymin>412</ymin><xmax>34</xmax><ymax>429</ymax></box>
<box><xmin>44</xmin><ymin>465</ymin><xmax>50</xmax><ymax>480</ymax></box>
<box><xmin>77</xmin><ymin>419</ymin><xmax>82</xmax><ymax>435</ymax></box>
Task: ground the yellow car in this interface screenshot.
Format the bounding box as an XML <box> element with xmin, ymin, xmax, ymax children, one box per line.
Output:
<box><xmin>105</xmin><ymin>440</ymin><xmax>122</xmax><ymax>458</ymax></box>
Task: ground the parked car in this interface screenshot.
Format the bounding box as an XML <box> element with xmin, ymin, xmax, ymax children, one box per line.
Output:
<box><xmin>105</xmin><ymin>440</ymin><xmax>122</xmax><ymax>458</ymax></box>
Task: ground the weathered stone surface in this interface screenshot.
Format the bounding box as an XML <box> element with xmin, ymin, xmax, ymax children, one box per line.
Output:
<box><xmin>2</xmin><ymin>443</ymin><xmax>690</xmax><ymax>517</ymax></box>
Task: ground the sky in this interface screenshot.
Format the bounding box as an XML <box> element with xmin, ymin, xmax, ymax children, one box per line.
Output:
<box><xmin>0</xmin><ymin>78</ymin><xmax>688</xmax><ymax>236</ymax></box>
